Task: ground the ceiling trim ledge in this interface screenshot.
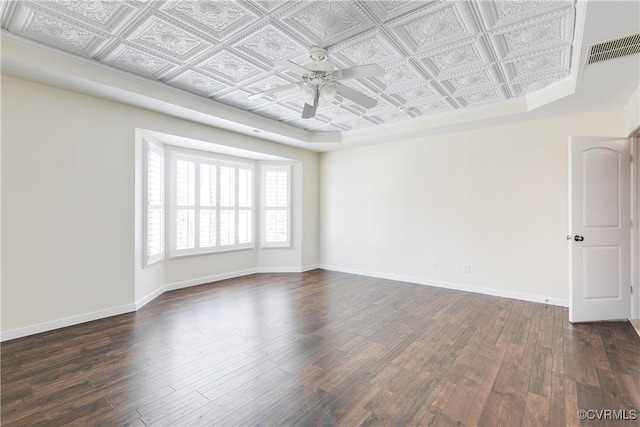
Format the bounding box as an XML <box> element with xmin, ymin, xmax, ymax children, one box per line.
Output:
<box><xmin>1</xmin><ymin>31</ymin><xmax>341</xmax><ymax>149</ymax></box>
<box><xmin>526</xmin><ymin>0</ymin><xmax>587</xmax><ymax>111</ymax></box>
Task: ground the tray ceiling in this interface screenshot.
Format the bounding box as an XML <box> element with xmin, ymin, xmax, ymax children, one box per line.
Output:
<box><xmin>1</xmin><ymin>0</ymin><xmax>576</xmax><ymax>133</ymax></box>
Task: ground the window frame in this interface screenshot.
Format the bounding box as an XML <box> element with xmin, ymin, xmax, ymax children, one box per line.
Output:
<box><xmin>261</xmin><ymin>164</ymin><xmax>293</xmax><ymax>249</ymax></box>
<box><xmin>168</xmin><ymin>148</ymin><xmax>255</xmax><ymax>258</ymax></box>
<box><xmin>143</xmin><ymin>139</ymin><xmax>165</xmax><ymax>267</ymax></box>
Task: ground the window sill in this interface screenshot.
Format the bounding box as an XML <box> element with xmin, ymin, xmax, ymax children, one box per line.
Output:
<box><xmin>169</xmin><ymin>246</ymin><xmax>255</xmax><ymax>260</ymax></box>
<box><xmin>260</xmin><ymin>244</ymin><xmax>293</xmax><ymax>250</ymax></box>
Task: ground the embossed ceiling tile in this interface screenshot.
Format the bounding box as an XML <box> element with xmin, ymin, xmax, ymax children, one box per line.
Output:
<box><xmin>319</xmin><ymin>106</ymin><xmax>361</xmax><ymax>123</ymax></box>
<box><xmin>373</xmin><ymin>60</ymin><xmax>425</xmax><ymax>92</ymax></box>
<box><xmin>245</xmin><ymin>74</ymin><xmax>295</xmax><ymax>95</ymax></box>
<box><xmin>278</xmin><ymin>1</ymin><xmax>374</xmax><ymax>46</ymax></box>
<box><xmin>233</xmin><ymin>23</ymin><xmax>306</xmax><ymax>63</ymax></box>
<box><xmin>509</xmin><ymin>70</ymin><xmax>568</xmax><ymax>95</ymax></box>
<box><xmin>457</xmin><ymin>87</ymin><xmax>502</xmax><ymax>106</ymax></box>
<box><xmin>278</xmin><ymin>98</ymin><xmax>309</xmax><ymax>113</ymax></box>
<box><xmin>389</xmin><ymin>83</ymin><xmax>440</xmax><ymax>105</ymax></box>
<box><xmin>275</xmin><ymin>87</ymin><xmax>308</xmax><ymax>104</ymax></box>
<box><xmin>248</xmin><ymin>0</ymin><xmax>289</xmax><ymax>14</ymax></box>
<box><xmin>388</xmin><ymin>2</ymin><xmax>479</xmax><ymax>54</ymax></box>
<box><xmin>125</xmin><ymin>14</ymin><xmax>210</xmax><ymax>60</ymax></box>
<box><xmin>367</xmin><ymin>106</ymin><xmax>413</xmax><ymax>123</ymax></box>
<box><xmin>489</xmin><ymin>8</ymin><xmax>574</xmax><ymax>59</ymax></box>
<box><xmin>340</xmin><ymin>116</ymin><xmax>379</xmax><ymax>131</ymax></box>
<box><xmin>361</xmin><ymin>0</ymin><xmax>436</xmax><ymax>23</ymax></box>
<box><xmin>410</xmin><ymin>99</ymin><xmax>452</xmax><ymax>113</ymax></box>
<box><xmin>8</xmin><ymin>4</ymin><xmax>110</xmax><ymax>57</ymax></box>
<box><xmin>34</xmin><ymin>0</ymin><xmax>140</xmax><ymax>33</ymax></box>
<box><xmin>452</xmin><ymin>82</ymin><xmax>499</xmax><ymax>99</ymax></box>
<box><xmin>251</xmin><ymin>103</ymin><xmax>300</xmax><ymax>120</ymax></box>
<box><xmin>476</xmin><ymin>0</ymin><xmax>572</xmax><ymax>30</ymax></box>
<box><xmin>1</xmin><ymin>0</ymin><xmax>579</xmax><ymax>134</ymax></box>
<box><xmin>101</xmin><ymin>44</ymin><xmax>179</xmax><ymax>79</ymax></box>
<box><xmin>388</xmin><ymin>82</ymin><xmax>437</xmax><ymax>98</ymax></box>
<box><xmin>216</xmin><ymin>89</ymin><xmax>266</xmax><ymax>109</ymax></box>
<box><xmin>167</xmin><ymin>69</ymin><xmax>227</xmax><ymax>97</ymax></box>
<box><xmin>516</xmin><ymin>73</ymin><xmax>567</xmax><ymax>95</ymax></box>
<box><xmin>418</xmin><ymin>38</ymin><xmax>491</xmax><ymax>78</ymax></box>
<box><xmin>504</xmin><ymin>48</ymin><xmax>569</xmax><ymax>81</ymax></box>
<box><xmin>330</xmin><ymin>30</ymin><xmax>404</xmax><ymax>67</ymax></box>
<box><xmin>443</xmin><ymin>68</ymin><xmax>493</xmax><ymax>92</ymax></box>
<box><xmin>368</xmin><ymin>96</ymin><xmax>397</xmax><ymax>112</ymax></box>
<box><xmin>159</xmin><ymin>0</ymin><xmax>261</xmax><ymax>42</ymax></box>
<box><xmin>197</xmin><ymin>50</ymin><xmax>264</xmax><ymax>83</ymax></box>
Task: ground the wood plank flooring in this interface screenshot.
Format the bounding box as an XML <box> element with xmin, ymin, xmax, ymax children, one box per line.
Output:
<box><xmin>2</xmin><ymin>270</ymin><xmax>639</xmax><ymax>426</ymax></box>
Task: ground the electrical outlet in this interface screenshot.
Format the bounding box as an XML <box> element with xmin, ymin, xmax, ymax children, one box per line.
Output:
<box><xmin>432</xmin><ymin>261</ymin><xmax>438</xmax><ymax>270</ymax></box>
<box><xmin>463</xmin><ymin>264</ymin><xmax>470</xmax><ymax>273</ymax></box>
<box><xmin>156</xmin><ymin>266</ymin><xmax>161</xmax><ymax>277</ymax></box>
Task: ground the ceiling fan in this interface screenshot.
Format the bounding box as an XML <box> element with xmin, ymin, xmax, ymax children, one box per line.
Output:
<box><xmin>248</xmin><ymin>47</ymin><xmax>385</xmax><ymax>119</ymax></box>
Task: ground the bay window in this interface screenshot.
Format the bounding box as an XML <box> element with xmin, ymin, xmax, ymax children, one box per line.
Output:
<box><xmin>170</xmin><ymin>151</ymin><xmax>254</xmax><ymax>257</ymax></box>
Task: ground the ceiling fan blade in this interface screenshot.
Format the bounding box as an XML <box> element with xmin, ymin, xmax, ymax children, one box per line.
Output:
<box><xmin>336</xmin><ymin>83</ymin><xmax>377</xmax><ymax>109</ymax></box>
<box><xmin>247</xmin><ymin>82</ymin><xmax>299</xmax><ymax>99</ymax></box>
<box><xmin>274</xmin><ymin>60</ymin><xmax>310</xmax><ymax>76</ymax></box>
<box><xmin>302</xmin><ymin>102</ymin><xmax>317</xmax><ymax>119</ymax></box>
<box><xmin>301</xmin><ymin>87</ymin><xmax>320</xmax><ymax>119</ymax></box>
<box><xmin>333</xmin><ymin>63</ymin><xmax>385</xmax><ymax>80</ymax></box>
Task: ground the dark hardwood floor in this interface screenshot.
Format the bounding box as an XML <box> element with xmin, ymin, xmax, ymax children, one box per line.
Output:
<box><xmin>2</xmin><ymin>269</ymin><xmax>639</xmax><ymax>426</ymax></box>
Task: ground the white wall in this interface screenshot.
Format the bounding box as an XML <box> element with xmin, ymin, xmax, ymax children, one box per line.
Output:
<box><xmin>320</xmin><ymin>108</ymin><xmax>627</xmax><ymax>304</ymax></box>
<box><xmin>626</xmin><ymin>86</ymin><xmax>640</xmax><ymax>136</ymax></box>
<box><xmin>1</xmin><ymin>75</ymin><xmax>320</xmax><ymax>338</ymax></box>
<box><xmin>2</xmin><ymin>70</ymin><xmax>634</xmax><ymax>339</ymax></box>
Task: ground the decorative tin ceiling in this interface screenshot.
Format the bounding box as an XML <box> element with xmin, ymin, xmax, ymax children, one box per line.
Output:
<box><xmin>1</xmin><ymin>0</ymin><xmax>575</xmax><ymax>133</ymax></box>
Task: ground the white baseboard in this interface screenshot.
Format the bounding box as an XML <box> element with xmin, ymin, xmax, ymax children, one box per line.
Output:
<box><xmin>0</xmin><ymin>303</ymin><xmax>136</xmax><ymax>342</ymax></box>
<box><xmin>135</xmin><ymin>268</ymin><xmax>259</xmax><ymax>311</ymax></box>
<box><xmin>301</xmin><ymin>264</ymin><xmax>320</xmax><ymax>272</ymax></box>
<box><xmin>135</xmin><ymin>286</ymin><xmax>166</xmax><ymax>310</ymax></box>
<box><xmin>256</xmin><ymin>264</ymin><xmax>319</xmax><ymax>273</ymax></box>
<box><xmin>164</xmin><ymin>268</ymin><xmax>258</xmax><ymax>292</ymax></box>
<box><xmin>2</xmin><ymin>266</ymin><xmax>317</xmax><ymax>342</ymax></box>
<box><xmin>319</xmin><ymin>264</ymin><xmax>569</xmax><ymax>307</ymax></box>
<box><xmin>5</xmin><ymin>264</ymin><xmax>556</xmax><ymax>342</ymax></box>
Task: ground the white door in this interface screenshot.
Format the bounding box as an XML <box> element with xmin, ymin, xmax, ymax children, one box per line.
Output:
<box><xmin>569</xmin><ymin>136</ymin><xmax>631</xmax><ymax>323</ymax></box>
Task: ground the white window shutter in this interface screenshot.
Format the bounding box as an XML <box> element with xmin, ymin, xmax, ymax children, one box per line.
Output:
<box><xmin>263</xmin><ymin>165</ymin><xmax>292</xmax><ymax>247</ymax></box>
<box><xmin>169</xmin><ymin>152</ymin><xmax>254</xmax><ymax>257</ymax></box>
<box><xmin>145</xmin><ymin>141</ymin><xmax>165</xmax><ymax>266</ymax></box>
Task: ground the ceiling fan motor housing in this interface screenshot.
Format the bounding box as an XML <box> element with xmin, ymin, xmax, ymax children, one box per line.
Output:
<box><xmin>249</xmin><ymin>47</ymin><xmax>382</xmax><ymax>119</ymax></box>
<box><xmin>308</xmin><ymin>47</ymin><xmax>328</xmax><ymax>62</ymax></box>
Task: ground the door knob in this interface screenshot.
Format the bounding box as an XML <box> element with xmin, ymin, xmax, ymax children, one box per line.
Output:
<box><xmin>574</xmin><ymin>235</ymin><xmax>584</xmax><ymax>242</ymax></box>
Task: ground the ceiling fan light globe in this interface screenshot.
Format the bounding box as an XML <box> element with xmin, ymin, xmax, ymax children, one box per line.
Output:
<box><xmin>300</xmin><ymin>82</ymin><xmax>316</xmax><ymax>105</ymax></box>
<box><xmin>320</xmin><ymin>82</ymin><xmax>338</xmax><ymax>105</ymax></box>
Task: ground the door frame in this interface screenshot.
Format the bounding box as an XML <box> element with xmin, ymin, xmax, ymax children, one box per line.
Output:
<box><xmin>568</xmin><ymin>137</ymin><xmax>633</xmax><ymax>322</ymax></box>
<box><xmin>631</xmin><ymin>133</ymin><xmax>639</xmax><ymax>322</ymax></box>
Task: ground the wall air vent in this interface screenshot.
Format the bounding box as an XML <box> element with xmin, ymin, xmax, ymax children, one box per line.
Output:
<box><xmin>587</xmin><ymin>33</ymin><xmax>640</xmax><ymax>64</ymax></box>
